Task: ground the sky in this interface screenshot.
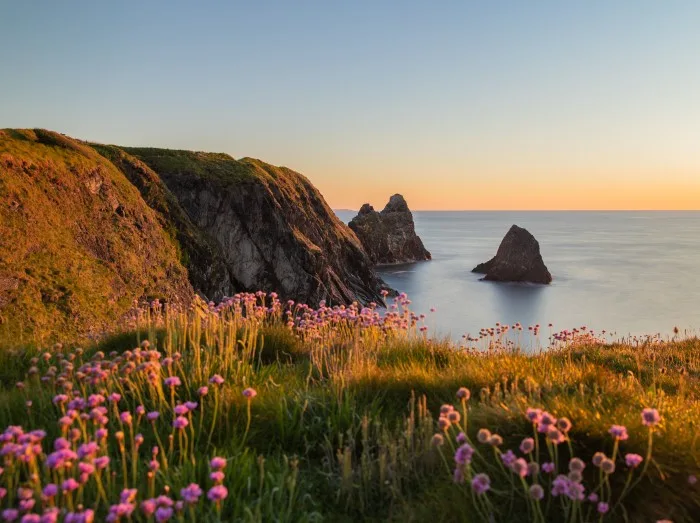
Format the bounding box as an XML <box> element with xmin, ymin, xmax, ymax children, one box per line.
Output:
<box><xmin>2</xmin><ymin>1</ymin><xmax>700</xmax><ymax>210</ymax></box>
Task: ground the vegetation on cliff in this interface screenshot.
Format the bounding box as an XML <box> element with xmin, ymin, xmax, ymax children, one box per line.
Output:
<box><xmin>0</xmin><ymin>294</ymin><xmax>697</xmax><ymax>522</ymax></box>
<box><xmin>0</xmin><ymin>130</ymin><xmax>193</xmax><ymax>346</ymax></box>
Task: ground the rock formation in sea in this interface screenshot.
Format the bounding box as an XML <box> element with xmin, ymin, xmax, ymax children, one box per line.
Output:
<box><xmin>348</xmin><ymin>194</ymin><xmax>431</xmax><ymax>264</ymax></box>
<box><xmin>472</xmin><ymin>225</ymin><xmax>552</xmax><ymax>283</ymax></box>
<box><xmin>0</xmin><ymin>128</ymin><xmax>388</xmax><ymax>343</ymax></box>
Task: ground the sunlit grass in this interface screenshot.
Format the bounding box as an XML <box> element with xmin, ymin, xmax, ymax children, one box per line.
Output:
<box><xmin>0</xmin><ymin>293</ymin><xmax>697</xmax><ymax>521</ymax></box>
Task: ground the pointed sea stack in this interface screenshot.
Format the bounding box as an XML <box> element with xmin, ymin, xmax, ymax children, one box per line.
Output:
<box><xmin>472</xmin><ymin>225</ymin><xmax>552</xmax><ymax>284</ymax></box>
<box><xmin>348</xmin><ymin>194</ymin><xmax>431</xmax><ymax>264</ymax></box>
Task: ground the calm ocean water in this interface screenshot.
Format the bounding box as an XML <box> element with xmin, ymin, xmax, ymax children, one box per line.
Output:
<box><xmin>335</xmin><ymin>211</ymin><xmax>700</xmax><ymax>341</ymax></box>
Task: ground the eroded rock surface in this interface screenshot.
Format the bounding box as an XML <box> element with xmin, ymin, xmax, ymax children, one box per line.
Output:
<box><xmin>348</xmin><ymin>194</ymin><xmax>431</xmax><ymax>264</ymax></box>
<box><xmin>472</xmin><ymin>225</ymin><xmax>552</xmax><ymax>283</ymax></box>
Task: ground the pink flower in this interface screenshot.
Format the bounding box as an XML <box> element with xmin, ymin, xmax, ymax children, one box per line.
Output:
<box><xmin>62</xmin><ymin>478</ymin><xmax>80</xmax><ymax>492</ymax></box>
<box><xmin>597</xmin><ymin>502</ymin><xmax>609</xmax><ymax>514</ymax></box>
<box><xmin>242</xmin><ymin>388</ymin><xmax>257</xmax><ymax>399</ymax></box>
<box><xmin>173</xmin><ymin>417</ymin><xmax>188</xmax><ymax>430</ymax></box>
<box><xmin>207</xmin><ymin>485</ymin><xmax>228</xmax><ymax>502</ymax></box>
<box><xmin>542</xmin><ymin>462</ymin><xmax>555</xmax><ymax>474</ymax></box>
<box><xmin>609</xmin><ymin>425</ymin><xmax>629</xmax><ymax>440</ymax></box>
<box><xmin>456</xmin><ymin>387</ymin><xmax>470</xmax><ymax>400</ymax></box>
<box><xmin>164</xmin><ymin>377</ymin><xmax>181</xmax><ymax>388</ymax></box>
<box><xmin>625</xmin><ymin>453</ymin><xmax>643</xmax><ymax>468</ymax></box>
<box><xmin>147</xmin><ymin>412</ymin><xmax>160</xmax><ymax>422</ymax></box>
<box><xmin>471</xmin><ymin>473</ymin><xmax>490</xmax><ymax>495</ymax></box>
<box><xmin>210</xmin><ymin>457</ymin><xmax>227</xmax><ymax>470</ymax></box>
<box><xmin>526</xmin><ymin>408</ymin><xmax>542</xmax><ymax>424</ymax></box>
<box><xmin>180</xmin><ymin>484</ymin><xmax>203</xmax><ymax>504</ymax></box>
<box><xmin>155</xmin><ymin>507</ymin><xmax>173</xmax><ymax>522</ymax></box>
<box><xmin>511</xmin><ymin>458</ymin><xmax>528</xmax><ymax>477</ymax></box>
<box><xmin>500</xmin><ymin>450</ymin><xmax>516</xmax><ymax>467</ymax></box>
<box><xmin>120</xmin><ymin>412</ymin><xmax>132</xmax><ymax>425</ymax></box>
<box><xmin>198</xmin><ymin>386</ymin><xmax>209</xmax><ymax>397</ymax></box>
<box><xmin>642</xmin><ymin>408</ymin><xmax>660</xmax><ymax>427</ymax></box>
<box><xmin>519</xmin><ymin>437</ymin><xmax>535</xmax><ymax>454</ymax></box>
<box><xmin>454</xmin><ymin>444</ymin><xmax>474</xmax><ymax>465</ymax></box>
<box><xmin>141</xmin><ymin>500</ymin><xmax>157</xmax><ymax>517</ymax></box>
<box><xmin>209</xmin><ymin>375</ymin><xmax>224</xmax><ymax>386</ymax></box>
<box><xmin>210</xmin><ymin>471</ymin><xmax>225</xmax><ymax>483</ymax></box>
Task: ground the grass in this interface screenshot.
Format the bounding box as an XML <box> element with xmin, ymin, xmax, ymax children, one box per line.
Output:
<box><xmin>0</xmin><ymin>293</ymin><xmax>698</xmax><ymax>522</ymax></box>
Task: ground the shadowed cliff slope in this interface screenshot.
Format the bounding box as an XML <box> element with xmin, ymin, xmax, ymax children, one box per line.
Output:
<box><xmin>0</xmin><ymin>130</ymin><xmax>193</xmax><ymax>344</ymax></box>
<box><xmin>121</xmin><ymin>147</ymin><xmax>387</xmax><ymax>305</ymax></box>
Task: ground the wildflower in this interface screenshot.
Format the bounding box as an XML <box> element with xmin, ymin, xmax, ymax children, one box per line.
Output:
<box><xmin>556</xmin><ymin>417</ymin><xmax>572</xmax><ymax>432</ymax></box>
<box><xmin>147</xmin><ymin>412</ymin><xmax>160</xmax><ymax>422</ymax></box>
<box><xmin>542</xmin><ymin>462</ymin><xmax>555</xmax><ymax>474</ymax></box>
<box><xmin>642</xmin><ymin>408</ymin><xmax>660</xmax><ymax>427</ymax></box>
<box><xmin>569</xmin><ymin>458</ymin><xmax>586</xmax><ymax>472</ymax></box>
<box><xmin>242</xmin><ymin>388</ymin><xmax>257</xmax><ymax>399</ymax></box>
<box><xmin>488</xmin><ymin>434</ymin><xmax>503</xmax><ymax>446</ymax></box>
<box><xmin>471</xmin><ymin>473</ymin><xmax>491</xmax><ymax>495</ymax></box>
<box><xmin>42</xmin><ymin>484</ymin><xmax>58</xmax><ymax>498</ymax></box>
<box><xmin>500</xmin><ymin>450</ymin><xmax>517</xmax><ymax>467</ymax></box>
<box><xmin>597</xmin><ymin>502</ymin><xmax>610</xmax><ymax>514</ymax></box>
<box><xmin>210</xmin><ymin>471</ymin><xmax>225</xmax><ymax>483</ymax></box>
<box><xmin>121</xmin><ymin>489</ymin><xmax>138</xmax><ymax>503</ymax></box>
<box><xmin>207</xmin><ymin>485</ymin><xmax>228</xmax><ymax>502</ymax></box>
<box><xmin>136</xmin><ymin>405</ymin><xmax>146</xmax><ymax>416</ymax></box>
<box><xmin>184</xmin><ymin>401</ymin><xmax>198</xmax><ymax>411</ymax></box>
<box><xmin>180</xmin><ymin>484</ymin><xmax>203</xmax><ymax>504</ymax></box>
<box><xmin>547</xmin><ymin>427</ymin><xmax>566</xmax><ymax>445</ymax></box>
<box><xmin>209</xmin><ymin>375</ymin><xmax>224</xmax><ymax>385</ymax></box>
<box><xmin>155</xmin><ymin>507</ymin><xmax>173</xmax><ymax>522</ymax></box>
<box><xmin>62</xmin><ymin>478</ymin><xmax>80</xmax><ymax>492</ymax></box>
<box><xmin>476</xmin><ymin>428</ymin><xmax>491</xmax><ymax>443</ymax></box>
<box><xmin>526</xmin><ymin>408</ymin><xmax>543</xmax><ymax>424</ymax></box>
<box><xmin>173</xmin><ymin>417</ymin><xmax>188</xmax><ymax>430</ymax></box>
<box><xmin>437</xmin><ymin>418</ymin><xmax>450</xmax><ymax>431</ymax></box>
<box><xmin>689</xmin><ymin>475</ymin><xmax>697</xmax><ymax>485</ymax></box>
<box><xmin>551</xmin><ymin>475</ymin><xmax>570</xmax><ymax>496</ymax></box>
<box><xmin>609</xmin><ymin>425</ymin><xmax>629</xmax><ymax>440</ymax></box>
<box><xmin>141</xmin><ymin>500</ymin><xmax>157</xmax><ymax>517</ymax></box>
<box><xmin>529</xmin><ymin>484</ymin><xmax>544</xmax><ymax>500</ymax></box>
<box><xmin>456</xmin><ymin>432</ymin><xmax>467</xmax><ymax>444</ymax></box>
<box><xmin>454</xmin><ymin>443</ymin><xmax>474</xmax><ymax>465</ymax></box>
<box><xmin>527</xmin><ymin>462</ymin><xmax>540</xmax><ymax>477</ymax></box>
<box><xmin>601</xmin><ymin>458</ymin><xmax>616</xmax><ymax>474</ymax></box>
<box><xmin>430</xmin><ymin>434</ymin><xmax>444</xmax><ymax>447</ymax></box>
<box><xmin>592</xmin><ymin>452</ymin><xmax>606</xmax><ymax>467</ymax></box>
<box><xmin>94</xmin><ymin>456</ymin><xmax>110</xmax><ymax>470</ymax></box>
<box><xmin>625</xmin><ymin>453</ymin><xmax>643</xmax><ymax>468</ymax></box>
<box><xmin>568</xmin><ymin>470</ymin><xmax>583</xmax><ymax>483</ymax></box>
<box><xmin>174</xmin><ymin>405</ymin><xmax>189</xmax><ymax>416</ymax></box>
<box><xmin>210</xmin><ymin>457</ymin><xmax>227</xmax><ymax>470</ymax></box>
<box><xmin>108</xmin><ymin>393</ymin><xmax>121</xmax><ymax>403</ymax></box>
<box><xmin>198</xmin><ymin>386</ymin><xmax>209</xmax><ymax>397</ymax></box>
<box><xmin>447</xmin><ymin>411</ymin><xmax>461</xmax><ymax>423</ymax></box>
<box><xmin>119</xmin><ymin>412</ymin><xmax>132</xmax><ymax>425</ymax></box>
<box><xmin>588</xmin><ymin>492</ymin><xmax>599</xmax><ymax>503</ymax></box>
<box><xmin>456</xmin><ymin>387</ymin><xmax>470</xmax><ymax>400</ymax></box>
<box><xmin>453</xmin><ymin>467</ymin><xmax>465</xmax><ymax>484</ymax></box>
<box><xmin>512</xmin><ymin>458</ymin><xmax>528</xmax><ymax>477</ymax></box>
<box><xmin>2</xmin><ymin>510</ymin><xmax>19</xmax><ymax>522</ymax></box>
<box><xmin>164</xmin><ymin>377</ymin><xmax>181</xmax><ymax>388</ymax></box>
<box><xmin>508</xmin><ymin>432</ymin><xmax>529</xmax><ymax>455</ymax></box>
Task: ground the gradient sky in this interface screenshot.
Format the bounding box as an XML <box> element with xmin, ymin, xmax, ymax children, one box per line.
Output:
<box><xmin>2</xmin><ymin>1</ymin><xmax>700</xmax><ymax>210</ymax></box>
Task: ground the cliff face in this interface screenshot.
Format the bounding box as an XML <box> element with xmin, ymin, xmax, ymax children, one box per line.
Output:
<box><xmin>121</xmin><ymin>148</ymin><xmax>387</xmax><ymax>305</ymax></box>
<box><xmin>0</xmin><ymin>130</ymin><xmax>194</xmax><ymax>344</ymax></box>
<box><xmin>348</xmin><ymin>194</ymin><xmax>431</xmax><ymax>264</ymax></box>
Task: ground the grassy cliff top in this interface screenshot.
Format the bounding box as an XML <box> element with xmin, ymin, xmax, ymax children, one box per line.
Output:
<box><xmin>0</xmin><ymin>296</ymin><xmax>697</xmax><ymax>522</ymax></box>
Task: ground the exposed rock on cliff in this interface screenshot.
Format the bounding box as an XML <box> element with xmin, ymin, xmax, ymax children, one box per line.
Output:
<box><xmin>122</xmin><ymin>148</ymin><xmax>387</xmax><ymax>306</ymax></box>
<box><xmin>472</xmin><ymin>225</ymin><xmax>552</xmax><ymax>284</ymax></box>
<box><xmin>0</xmin><ymin>130</ymin><xmax>194</xmax><ymax>343</ymax></box>
<box><xmin>348</xmin><ymin>194</ymin><xmax>431</xmax><ymax>264</ymax></box>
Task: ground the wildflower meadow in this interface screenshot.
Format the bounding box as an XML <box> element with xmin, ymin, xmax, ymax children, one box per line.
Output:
<box><xmin>0</xmin><ymin>292</ymin><xmax>698</xmax><ymax>522</ymax></box>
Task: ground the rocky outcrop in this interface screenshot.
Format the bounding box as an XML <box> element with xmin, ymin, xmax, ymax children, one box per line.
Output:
<box><xmin>348</xmin><ymin>194</ymin><xmax>431</xmax><ymax>264</ymax></box>
<box><xmin>472</xmin><ymin>225</ymin><xmax>552</xmax><ymax>283</ymax></box>
<box><xmin>0</xmin><ymin>130</ymin><xmax>194</xmax><ymax>344</ymax></box>
<box><xmin>122</xmin><ymin>148</ymin><xmax>387</xmax><ymax>306</ymax></box>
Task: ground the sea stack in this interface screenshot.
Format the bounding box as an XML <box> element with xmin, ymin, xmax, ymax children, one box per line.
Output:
<box><xmin>348</xmin><ymin>194</ymin><xmax>431</xmax><ymax>264</ymax></box>
<box><xmin>472</xmin><ymin>225</ymin><xmax>552</xmax><ymax>284</ymax></box>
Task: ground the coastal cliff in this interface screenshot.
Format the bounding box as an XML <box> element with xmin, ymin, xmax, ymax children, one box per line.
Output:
<box><xmin>0</xmin><ymin>129</ymin><xmax>388</xmax><ymax>342</ymax></box>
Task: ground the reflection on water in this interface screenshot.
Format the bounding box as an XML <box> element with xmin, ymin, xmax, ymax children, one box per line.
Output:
<box><xmin>336</xmin><ymin>211</ymin><xmax>700</xmax><ymax>341</ymax></box>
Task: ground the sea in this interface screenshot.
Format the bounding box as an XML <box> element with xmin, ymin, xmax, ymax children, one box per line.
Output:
<box><xmin>334</xmin><ymin>211</ymin><xmax>700</xmax><ymax>343</ymax></box>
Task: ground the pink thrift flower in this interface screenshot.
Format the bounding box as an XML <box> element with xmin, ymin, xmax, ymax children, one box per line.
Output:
<box><xmin>642</xmin><ymin>408</ymin><xmax>660</xmax><ymax>427</ymax></box>
<box><xmin>209</xmin><ymin>375</ymin><xmax>224</xmax><ymax>386</ymax></box>
<box><xmin>173</xmin><ymin>417</ymin><xmax>188</xmax><ymax>430</ymax></box>
<box><xmin>242</xmin><ymin>388</ymin><xmax>257</xmax><ymax>399</ymax></box>
<box><xmin>210</xmin><ymin>457</ymin><xmax>227</xmax><ymax>470</ymax></box>
<box><xmin>471</xmin><ymin>473</ymin><xmax>490</xmax><ymax>495</ymax></box>
<box><xmin>609</xmin><ymin>425</ymin><xmax>629</xmax><ymax>440</ymax></box>
<box><xmin>207</xmin><ymin>485</ymin><xmax>228</xmax><ymax>502</ymax></box>
<box><xmin>180</xmin><ymin>484</ymin><xmax>203</xmax><ymax>504</ymax></box>
<box><xmin>625</xmin><ymin>453</ymin><xmax>643</xmax><ymax>468</ymax></box>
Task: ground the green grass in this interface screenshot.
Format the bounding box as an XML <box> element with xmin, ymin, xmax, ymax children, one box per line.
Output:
<box><xmin>0</xmin><ymin>296</ymin><xmax>697</xmax><ymax>522</ymax></box>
